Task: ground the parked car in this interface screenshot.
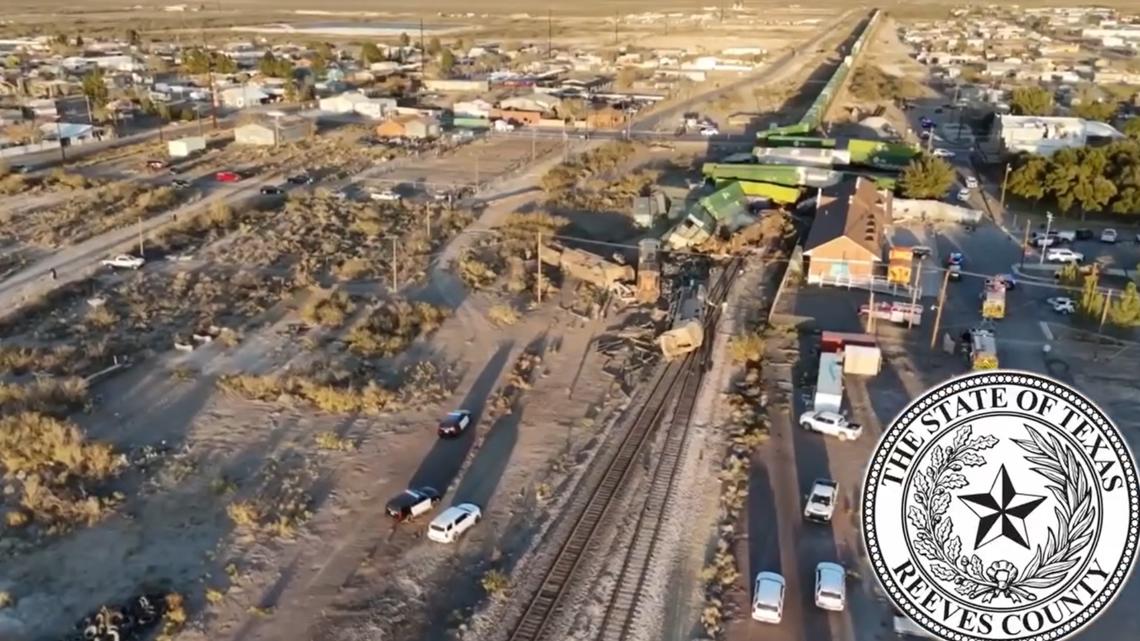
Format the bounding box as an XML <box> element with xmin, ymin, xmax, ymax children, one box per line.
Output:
<box><xmin>370</xmin><ymin>189</ymin><xmax>401</xmax><ymax>202</ymax></box>
<box><xmin>259</xmin><ymin>185</ymin><xmax>283</xmax><ymax>196</ymax></box>
<box><xmin>1032</xmin><ymin>235</ymin><xmax>1057</xmax><ymax>248</ymax></box>
<box><xmin>814</xmin><ymin>562</ymin><xmax>847</xmax><ymax>611</ymax></box>
<box><xmin>1045</xmin><ymin>248</ymin><xmax>1084</xmax><ymax>263</ymax></box>
<box><xmin>948</xmin><ymin>263</ymin><xmax>962</xmax><ymax>281</ymax></box>
<box><xmin>438</xmin><ymin>410</ymin><xmax>473</xmax><ymax>438</ymax></box>
<box><xmin>803</xmin><ymin>479</ymin><xmax>838</xmax><ymax>523</ymax></box>
<box><xmin>964</xmin><ymin>176</ymin><xmax>978</xmax><ymax>189</ymax></box>
<box><xmin>427</xmin><ymin>503</ymin><xmax>482</xmax><ymax>543</ymax></box>
<box><xmin>752</xmin><ymin>572</ymin><xmax>787</xmax><ymax>624</ymax></box>
<box><xmin>1075</xmin><ymin>228</ymin><xmax>1094</xmax><ymax>240</ymax></box>
<box><xmin>385</xmin><ymin>487</ymin><xmax>441</xmax><ymax>521</ymax></box>
<box><xmin>699</xmin><ymin>127</ymin><xmax>720</xmax><ymax>137</ymax></box>
<box><xmin>101</xmin><ymin>254</ymin><xmax>145</xmax><ymax>270</ymax></box>
<box><xmin>956</xmin><ymin>188</ymin><xmax>971</xmax><ymax>202</ymax></box>
<box><xmin>946</xmin><ymin>251</ymin><xmax>964</xmax><ymax>267</ymax></box>
<box><xmin>911</xmin><ymin>245</ymin><xmax>932</xmax><ymax>259</ymax></box>
<box><xmin>146</xmin><ymin>159</ymin><xmax>169</xmax><ymax>170</ymax></box>
<box><xmin>287</xmin><ymin>173</ymin><xmax>314</xmax><ymax>185</ymax></box>
<box><xmin>799</xmin><ymin>410</ymin><xmax>862</xmax><ymax>441</ymax></box>
<box><xmin>215</xmin><ymin>170</ymin><xmax>241</xmax><ymax>183</ymax></box>
<box><xmin>171</xmin><ymin>179</ymin><xmax>191</xmax><ymax>189</ymax></box>
<box><xmin>1101</xmin><ymin>228</ymin><xmax>1118</xmax><ymax>243</ymax></box>
<box><xmin>1047</xmin><ymin>297</ymin><xmax>1075</xmax><ymax>314</ymax></box>
<box><xmin>933</xmin><ymin>148</ymin><xmax>956</xmax><ymax>159</ymax></box>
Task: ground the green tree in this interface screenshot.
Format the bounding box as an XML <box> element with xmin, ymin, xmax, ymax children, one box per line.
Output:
<box><xmin>1073</xmin><ymin>100</ymin><xmax>1119</xmax><ymax>122</ymax></box>
<box><xmin>439</xmin><ymin>48</ymin><xmax>456</xmax><ymax>76</ymax></box>
<box><xmin>1010</xmin><ymin>86</ymin><xmax>1053</xmax><ymax>116</ymax></box>
<box><xmin>182</xmin><ymin>48</ymin><xmax>210</xmax><ymax>74</ymax></box>
<box><xmin>1109</xmin><ymin>282</ymin><xmax>1140</xmax><ymax>327</ymax></box>
<box><xmin>283</xmin><ymin>80</ymin><xmax>298</xmax><ymax>103</ymax></box>
<box><xmin>898</xmin><ymin>154</ymin><xmax>956</xmax><ymax>199</ymax></box>
<box><xmin>81</xmin><ymin>69</ymin><xmax>109</xmax><ymax>110</ymax></box>
<box><xmin>1123</xmin><ymin>117</ymin><xmax>1140</xmax><ymax>139</ymax></box>
<box><xmin>75</xmin><ymin>34</ymin><xmax>84</xmax><ymax>48</ymax></box>
<box><xmin>1057</xmin><ymin>262</ymin><xmax>1081</xmax><ymax>286</ymax></box>
<box><xmin>427</xmin><ymin>36</ymin><xmax>441</xmax><ymax>56</ymax></box>
<box><xmin>360</xmin><ymin>42</ymin><xmax>383</xmax><ymax>64</ymax></box>
<box><xmin>258</xmin><ymin>51</ymin><xmax>293</xmax><ymax>78</ymax></box>
<box><xmin>126</xmin><ymin>29</ymin><xmax>141</xmax><ymax>47</ymax></box>
<box><xmin>1006</xmin><ymin>155</ymin><xmax>1048</xmax><ymax>200</ymax></box>
<box><xmin>213</xmin><ymin>52</ymin><xmax>236</xmax><ymax>74</ymax></box>
<box><xmin>399</xmin><ymin>32</ymin><xmax>410</xmax><ymax>48</ymax></box>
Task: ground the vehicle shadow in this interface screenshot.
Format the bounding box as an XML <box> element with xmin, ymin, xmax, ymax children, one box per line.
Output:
<box><xmin>451</xmin><ymin>404</ymin><xmax>522</xmax><ymax>509</ymax></box>
<box><xmin>406</xmin><ymin>341</ymin><xmax>514</xmax><ymax>491</ymax></box>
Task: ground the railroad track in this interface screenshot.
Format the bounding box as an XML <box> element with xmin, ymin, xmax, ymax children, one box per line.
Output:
<box><xmin>506</xmin><ymin>258</ymin><xmax>743</xmax><ymax>641</ymax></box>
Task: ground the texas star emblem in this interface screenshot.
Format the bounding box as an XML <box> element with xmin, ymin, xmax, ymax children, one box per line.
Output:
<box><xmin>863</xmin><ymin>371</ymin><xmax>1139</xmax><ymax>641</ymax></box>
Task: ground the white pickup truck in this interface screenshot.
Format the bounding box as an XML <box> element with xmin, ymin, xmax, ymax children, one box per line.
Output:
<box><xmin>101</xmin><ymin>254</ymin><xmax>146</xmax><ymax>270</ymax></box>
<box><xmin>804</xmin><ymin>479</ymin><xmax>838</xmax><ymax>523</ymax></box>
<box><xmin>799</xmin><ymin>410</ymin><xmax>863</xmax><ymax>441</ymax></box>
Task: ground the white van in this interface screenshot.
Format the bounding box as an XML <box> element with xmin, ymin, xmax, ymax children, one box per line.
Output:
<box><xmin>814</xmin><ymin>562</ymin><xmax>847</xmax><ymax>611</ymax></box>
<box><xmin>751</xmin><ymin>572</ymin><xmax>786</xmax><ymax>623</ymax></box>
<box><xmin>427</xmin><ymin>503</ymin><xmax>482</xmax><ymax>543</ymax></box>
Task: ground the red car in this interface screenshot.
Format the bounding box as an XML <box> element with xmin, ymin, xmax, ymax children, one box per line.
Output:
<box><xmin>215</xmin><ymin>171</ymin><xmax>241</xmax><ymax>183</ymax></box>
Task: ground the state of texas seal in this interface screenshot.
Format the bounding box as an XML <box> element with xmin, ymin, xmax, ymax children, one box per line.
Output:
<box><xmin>863</xmin><ymin>371</ymin><xmax>1138</xmax><ymax>641</ymax></box>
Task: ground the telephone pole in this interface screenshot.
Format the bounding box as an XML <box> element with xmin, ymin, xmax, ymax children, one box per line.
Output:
<box><xmin>419</xmin><ymin>19</ymin><xmax>426</xmax><ymax>75</ymax></box>
<box><xmin>391</xmin><ymin>237</ymin><xmax>399</xmax><ymax>291</ymax></box>
<box><xmin>1000</xmin><ymin>162</ymin><xmax>1012</xmax><ymax>209</ymax></box>
<box><xmin>929</xmin><ymin>268</ymin><xmax>952</xmax><ymax>350</ymax></box>
<box><xmin>547</xmin><ymin>9</ymin><xmax>553</xmax><ymax>59</ymax></box>
<box><xmin>536</xmin><ymin>231</ymin><xmax>543</xmax><ymax>303</ymax></box>
<box><xmin>1019</xmin><ymin>219</ymin><xmax>1031</xmax><ymax>268</ymax></box>
<box><xmin>908</xmin><ymin>256</ymin><xmax>923</xmax><ymax>329</ymax></box>
<box><xmin>137</xmin><ymin>212</ymin><xmax>145</xmax><ymax>257</ymax></box>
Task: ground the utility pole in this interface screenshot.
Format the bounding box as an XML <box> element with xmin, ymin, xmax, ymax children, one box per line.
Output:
<box><xmin>1000</xmin><ymin>162</ymin><xmax>1012</xmax><ymax>209</ymax></box>
<box><xmin>536</xmin><ymin>231</ymin><xmax>543</xmax><ymax>303</ymax></box>
<box><xmin>55</xmin><ymin>119</ymin><xmax>66</xmax><ymax>161</ymax></box>
<box><xmin>420</xmin><ymin>18</ymin><xmax>426</xmax><ymax>75</ymax></box>
<box><xmin>531</xmin><ymin>125</ymin><xmax>536</xmax><ymax>162</ymax></box>
<box><xmin>1039</xmin><ymin>211</ymin><xmax>1054</xmax><ymax>265</ymax></box>
<box><xmin>1019</xmin><ymin>219</ymin><xmax>1031</xmax><ymax>268</ymax></box>
<box><xmin>201</xmin><ymin>29</ymin><xmax>219</xmax><ymax>129</ymax></box>
<box><xmin>613</xmin><ymin>12</ymin><xmax>619</xmax><ymax>46</ymax></box>
<box><xmin>391</xmin><ymin>237</ymin><xmax>398</xmax><ymax>291</ymax></box>
<box><xmin>547</xmin><ymin>9</ymin><xmax>552</xmax><ymax>59</ymax></box>
<box><xmin>930</xmin><ymin>268</ymin><xmax>952</xmax><ymax>350</ymax></box>
<box><xmin>867</xmin><ymin>284</ymin><xmax>876</xmax><ymax>334</ymax></box>
<box><xmin>908</xmin><ymin>256</ymin><xmax>923</xmax><ymax>329</ymax></box>
<box><xmin>137</xmin><ymin>212</ymin><xmax>145</xmax><ymax>257</ymax></box>
<box><xmin>1099</xmin><ymin>288</ymin><xmax>1112</xmax><ymax>333</ymax></box>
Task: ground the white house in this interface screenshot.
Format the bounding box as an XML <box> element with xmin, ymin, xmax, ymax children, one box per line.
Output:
<box><xmin>318</xmin><ymin>91</ymin><xmax>394</xmax><ymax>118</ymax></box>
<box><xmin>219</xmin><ymin>85</ymin><xmax>269</xmax><ymax>109</ymax></box>
<box><xmin>994</xmin><ymin>115</ymin><xmax>1124</xmax><ymax>156</ymax></box>
<box><xmin>452</xmin><ymin>98</ymin><xmax>493</xmax><ymax>118</ymax></box>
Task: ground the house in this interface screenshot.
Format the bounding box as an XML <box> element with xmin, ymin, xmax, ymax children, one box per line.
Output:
<box><xmin>993</xmin><ymin>115</ymin><xmax>1124</xmax><ymax>156</ymax></box>
<box><xmin>803</xmin><ymin>177</ymin><xmax>892</xmax><ymax>286</ymax></box>
<box><xmin>452</xmin><ymin>98</ymin><xmax>494</xmax><ymax>118</ymax></box>
<box><xmin>374</xmin><ymin>114</ymin><xmax>441</xmax><ymax>140</ymax></box>
<box><xmin>219</xmin><ymin>85</ymin><xmax>269</xmax><ymax>108</ymax></box>
<box><xmin>317</xmin><ymin>91</ymin><xmax>395</xmax><ymax>119</ymax></box>
<box><xmin>233</xmin><ymin>116</ymin><xmax>313</xmax><ymax>146</ymax></box>
<box><xmin>498</xmin><ymin>92</ymin><xmax>560</xmax><ymax>114</ymax></box>
<box><xmin>490</xmin><ymin>108</ymin><xmax>542</xmax><ymax>126</ymax></box>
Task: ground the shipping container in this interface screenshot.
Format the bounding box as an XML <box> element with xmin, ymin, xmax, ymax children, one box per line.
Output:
<box><xmin>814</xmin><ymin>352</ymin><xmax>844</xmax><ymax>413</ymax></box>
<box><xmin>168</xmin><ymin>136</ymin><xmax>206</xmax><ymax>158</ymax></box>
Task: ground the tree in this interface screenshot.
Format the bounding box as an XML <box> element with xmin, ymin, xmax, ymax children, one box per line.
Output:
<box><xmin>258</xmin><ymin>51</ymin><xmax>293</xmax><ymax>78</ymax></box>
<box><xmin>283</xmin><ymin>80</ymin><xmax>298</xmax><ymax>104</ymax></box>
<box><xmin>360</xmin><ymin>42</ymin><xmax>384</xmax><ymax>65</ymax></box>
<box><xmin>1007</xmin><ymin>156</ymin><xmax>1048</xmax><ymax>201</ymax></box>
<box><xmin>898</xmin><ymin>154</ymin><xmax>956</xmax><ymax>199</ymax></box>
<box><xmin>74</xmin><ymin>34</ymin><xmax>84</xmax><ymax>48</ymax></box>
<box><xmin>399</xmin><ymin>32</ymin><xmax>410</xmax><ymax>48</ymax></box>
<box><xmin>82</xmin><ymin>69</ymin><xmax>109</xmax><ymax>110</ymax></box>
<box><xmin>126</xmin><ymin>29</ymin><xmax>141</xmax><ymax>47</ymax></box>
<box><xmin>427</xmin><ymin>36</ymin><xmax>441</xmax><ymax>56</ymax></box>
<box><xmin>439</xmin><ymin>48</ymin><xmax>456</xmax><ymax>76</ymax></box>
<box><xmin>1010</xmin><ymin>86</ymin><xmax>1053</xmax><ymax>116</ymax></box>
<box><xmin>1109</xmin><ymin>282</ymin><xmax>1140</xmax><ymax>327</ymax></box>
<box><xmin>1079</xmin><ymin>269</ymin><xmax>1105</xmax><ymax>319</ymax></box>
<box><xmin>1123</xmin><ymin>117</ymin><xmax>1140</xmax><ymax>139</ymax></box>
<box><xmin>1073</xmin><ymin>100</ymin><xmax>1119</xmax><ymax>122</ymax></box>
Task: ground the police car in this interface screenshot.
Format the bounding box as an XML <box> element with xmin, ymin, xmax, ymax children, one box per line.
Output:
<box><xmin>385</xmin><ymin>487</ymin><xmax>441</xmax><ymax>521</ymax></box>
<box><xmin>438</xmin><ymin>410</ymin><xmax>473</xmax><ymax>438</ymax></box>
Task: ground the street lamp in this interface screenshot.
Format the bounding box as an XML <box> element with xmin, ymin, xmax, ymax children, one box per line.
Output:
<box><xmin>1000</xmin><ymin>162</ymin><xmax>1012</xmax><ymax>210</ymax></box>
<box><xmin>1039</xmin><ymin>211</ymin><xmax>1054</xmax><ymax>265</ymax></box>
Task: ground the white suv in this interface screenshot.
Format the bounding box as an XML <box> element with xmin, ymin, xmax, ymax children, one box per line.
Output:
<box><xmin>804</xmin><ymin>479</ymin><xmax>838</xmax><ymax>523</ymax></box>
<box><xmin>427</xmin><ymin>503</ymin><xmax>482</xmax><ymax>543</ymax></box>
<box><xmin>752</xmin><ymin>572</ymin><xmax>786</xmax><ymax>623</ymax></box>
<box><xmin>799</xmin><ymin>410</ymin><xmax>862</xmax><ymax>441</ymax></box>
<box><xmin>814</xmin><ymin>562</ymin><xmax>847</xmax><ymax>611</ymax></box>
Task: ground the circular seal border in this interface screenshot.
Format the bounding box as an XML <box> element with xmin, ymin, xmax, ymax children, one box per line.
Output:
<box><xmin>861</xmin><ymin>370</ymin><xmax>1140</xmax><ymax>641</ymax></box>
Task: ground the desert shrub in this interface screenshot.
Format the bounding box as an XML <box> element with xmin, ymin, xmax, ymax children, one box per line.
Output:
<box><xmin>0</xmin><ymin>174</ymin><xmax>26</xmax><ymax>195</ymax></box>
<box><xmin>457</xmin><ymin>254</ymin><xmax>500</xmax><ymax>289</ymax></box>
<box><xmin>300</xmin><ymin>291</ymin><xmax>355</xmax><ymax>328</ymax></box>
<box><xmin>335</xmin><ymin>257</ymin><xmax>370</xmax><ymax>280</ymax></box>
<box><xmin>0</xmin><ymin>377</ymin><xmax>89</xmax><ymax>416</ymax></box>
<box><xmin>314</xmin><ymin>431</ymin><xmax>356</xmax><ymax>451</ymax></box>
<box><xmin>727</xmin><ymin>331</ymin><xmax>765</xmax><ymax>363</ymax></box>
<box><xmin>346</xmin><ymin>300</ymin><xmax>448</xmax><ymax>357</ymax></box>
<box><xmin>481</xmin><ymin>569</ymin><xmax>509</xmax><ymax>595</ymax></box>
<box><xmin>487</xmin><ymin>304</ymin><xmax>520</xmax><ymax>326</ymax></box>
<box><xmin>225</xmin><ymin>456</ymin><xmax>313</xmax><ymax>539</ymax></box>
